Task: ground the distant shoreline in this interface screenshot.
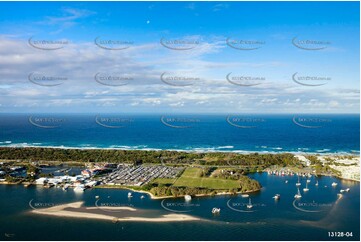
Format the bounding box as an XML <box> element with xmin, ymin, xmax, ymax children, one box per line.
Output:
<box><xmin>0</xmin><ymin>144</ymin><xmax>359</xmax><ymax>156</ymax></box>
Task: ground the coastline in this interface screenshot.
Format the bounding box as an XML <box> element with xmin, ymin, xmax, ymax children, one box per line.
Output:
<box><xmin>95</xmin><ymin>186</ymin><xmax>261</xmax><ymax>200</ymax></box>
<box><xmin>0</xmin><ymin>143</ymin><xmax>359</xmax><ymax>156</ymax></box>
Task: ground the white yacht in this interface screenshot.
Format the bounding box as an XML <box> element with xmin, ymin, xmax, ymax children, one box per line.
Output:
<box><xmin>303</xmin><ymin>183</ymin><xmax>309</xmax><ymax>192</ymax></box>
<box><xmin>212</xmin><ymin>208</ymin><xmax>221</xmax><ymax>214</ymax></box>
<box><xmin>294</xmin><ymin>188</ymin><xmax>302</xmax><ymax>199</ymax></box>
<box><xmin>247</xmin><ymin>198</ymin><xmax>253</xmax><ymax>209</ymax></box>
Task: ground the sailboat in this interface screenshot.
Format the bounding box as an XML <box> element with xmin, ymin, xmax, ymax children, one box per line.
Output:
<box><xmin>294</xmin><ymin>188</ymin><xmax>302</xmax><ymax>199</ymax></box>
<box><xmin>303</xmin><ymin>182</ymin><xmax>309</xmax><ymax>192</ymax></box>
<box><xmin>315</xmin><ymin>181</ymin><xmax>319</xmax><ymax>186</ymax></box>
<box><xmin>296</xmin><ymin>176</ymin><xmax>301</xmax><ymax>186</ymax></box>
<box><xmin>247</xmin><ymin>198</ymin><xmax>253</xmax><ymax>209</ymax></box>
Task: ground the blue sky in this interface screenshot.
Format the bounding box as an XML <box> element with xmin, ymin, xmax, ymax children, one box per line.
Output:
<box><xmin>0</xmin><ymin>1</ymin><xmax>359</xmax><ymax>113</ymax></box>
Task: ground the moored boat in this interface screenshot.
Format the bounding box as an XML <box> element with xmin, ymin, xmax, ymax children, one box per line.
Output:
<box><xmin>184</xmin><ymin>195</ymin><xmax>191</xmax><ymax>201</ymax></box>
<box><xmin>303</xmin><ymin>183</ymin><xmax>309</xmax><ymax>192</ymax></box>
<box><xmin>62</xmin><ymin>184</ymin><xmax>70</xmax><ymax>191</ymax></box>
<box><xmin>294</xmin><ymin>188</ymin><xmax>302</xmax><ymax>199</ymax></box>
<box><xmin>74</xmin><ymin>185</ymin><xmax>85</xmax><ymax>192</ymax></box>
<box><xmin>247</xmin><ymin>198</ymin><xmax>253</xmax><ymax>209</ymax></box>
<box><xmin>212</xmin><ymin>208</ymin><xmax>221</xmax><ymax>214</ymax></box>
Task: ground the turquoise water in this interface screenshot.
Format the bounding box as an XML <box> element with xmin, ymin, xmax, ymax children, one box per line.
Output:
<box><xmin>0</xmin><ymin>173</ymin><xmax>359</xmax><ymax>241</ymax></box>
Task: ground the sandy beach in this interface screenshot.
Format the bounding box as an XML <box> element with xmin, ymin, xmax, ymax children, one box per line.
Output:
<box><xmin>294</xmin><ymin>155</ymin><xmax>360</xmax><ymax>182</ymax></box>
<box><xmin>319</xmin><ymin>155</ymin><xmax>360</xmax><ymax>181</ymax></box>
<box><xmin>30</xmin><ymin>201</ymin><xmax>201</xmax><ymax>222</ymax></box>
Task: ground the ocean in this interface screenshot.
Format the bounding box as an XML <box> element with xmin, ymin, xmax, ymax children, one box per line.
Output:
<box><xmin>0</xmin><ymin>113</ymin><xmax>359</xmax><ymax>154</ymax></box>
<box><xmin>0</xmin><ymin>113</ymin><xmax>360</xmax><ymax>240</ymax></box>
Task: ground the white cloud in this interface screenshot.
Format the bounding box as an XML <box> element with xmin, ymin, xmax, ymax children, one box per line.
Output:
<box><xmin>0</xmin><ymin>36</ymin><xmax>359</xmax><ymax>113</ymax></box>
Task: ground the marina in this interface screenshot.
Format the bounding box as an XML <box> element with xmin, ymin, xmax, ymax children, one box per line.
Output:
<box><xmin>2</xmin><ymin>172</ymin><xmax>358</xmax><ymax>241</ymax></box>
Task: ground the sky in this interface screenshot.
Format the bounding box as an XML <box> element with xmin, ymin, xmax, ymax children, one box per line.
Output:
<box><xmin>0</xmin><ymin>1</ymin><xmax>359</xmax><ymax>114</ymax></box>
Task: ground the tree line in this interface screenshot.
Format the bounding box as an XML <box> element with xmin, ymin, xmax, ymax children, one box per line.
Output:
<box><xmin>0</xmin><ymin>147</ymin><xmax>300</xmax><ymax>167</ymax></box>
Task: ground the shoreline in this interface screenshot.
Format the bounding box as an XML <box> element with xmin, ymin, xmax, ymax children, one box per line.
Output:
<box><xmin>0</xmin><ymin>144</ymin><xmax>359</xmax><ymax>156</ymax></box>
<box><xmin>95</xmin><ymin>186</ymin><xmax>261</xmax><ymax>200</ymax></box>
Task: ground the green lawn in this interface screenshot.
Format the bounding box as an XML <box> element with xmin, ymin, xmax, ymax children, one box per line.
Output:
<box><xmin>152</xmin><ymin>178</ymin><xmax>177</xmax><ymax>185</ymax></box>
<box><xmin>173</xmin><ymin>167</ymin><xmax>239</xmax><ymax>190</ymax></box>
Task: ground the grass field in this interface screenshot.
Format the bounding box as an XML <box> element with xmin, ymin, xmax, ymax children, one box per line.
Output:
<box><xmin>152</xmin><ymin>178</ymin><xmax>177</xmax><ymax>185</ymax></box>
<box><xmin>172</xmin><ymin>167</ymin><xmax>239</xmax><ymax>190</ymax></box>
